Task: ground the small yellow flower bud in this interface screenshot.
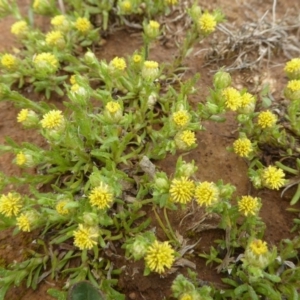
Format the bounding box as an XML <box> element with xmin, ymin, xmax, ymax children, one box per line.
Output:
<box><xmin>11</xmin><ymin>20</ymin><xmax>28</xmax><ymax>38</ymax></box>
<box><xmin>144</xmin><ymin>20</ymin><xmax>160</xmax><ymax>39</ymax></box>
<box><xmin>284</xmin><ymin>58</ymin><xmax>300</xmax><ymax>80</ymax></box>
<box><xmin>198</xmin><ymin>13</ymin><xmax>217</xmax><ymax>35</ymax></box>
<box><xmin>75</xmin><ymin>17</ymin><xmax>92</xmax><ymax>34</ymax></box>
<box><xmin>142</xmin><ymin>60</ymin><xmax>159</xmax><ymax>81</ymax></box>
<box><xmin>1</xmin><ymin>53</ymin><xmax>17</xmax><ymax>71</ymax></box>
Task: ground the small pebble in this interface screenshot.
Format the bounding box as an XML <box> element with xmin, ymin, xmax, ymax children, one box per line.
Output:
<box><xmin>129</xmin><ymin>292</ymin><xmax>136</xmax><ymax>299</ymax></box>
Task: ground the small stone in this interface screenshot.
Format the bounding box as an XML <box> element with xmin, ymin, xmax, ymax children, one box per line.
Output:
<box><xmin>129</xmin><ymin>292</ymin><xmax>136</xmax><ymax>299</ymax></box>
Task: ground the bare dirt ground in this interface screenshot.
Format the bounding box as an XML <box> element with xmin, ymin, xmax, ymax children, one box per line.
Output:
<box><xmin>0</xmin><ymin>0</ymin><xmax>300</xmax><ymax>299</ymax></box>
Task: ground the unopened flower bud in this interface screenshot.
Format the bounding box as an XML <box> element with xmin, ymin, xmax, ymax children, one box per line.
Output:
<box><xmin>84</xmin><ymin>51</ymin><xmax>99</xmax><ymax>67</ymax></box>
<box><xmin>144</xmin><ymin>20</ymin><xmax>160</xmax><ymax>39</ymax></box>
<box><xmin>33</xmin><ymin>0</ymin><xmax>56</xmax><ymax>15</ymax></box>
<box><xmin>17</xmin><ymin>109</ymin><xmax>39</xmax><ymax>128</ymax></box>
<box><xmin>142</xmin><ymin>61</ymin><xmax>159</xmax><ymax>81</ymax></box>
<box><xmin>15</xmin><ymin>151</ymin><xmax>35</xmax><ymax>168</ymax></box>
<box><xmin>213</xmin><ymin>70</ymin><xmax>232</xmax><ymax>89</ymax></box>
<box><xmin>284</xmin><ymin>80</ymin><xmax>300</xmax><ymax>101</ymax></box>
<box><xmin>177</xmin><ymin>161</ymin><xmax>198</xmax><ymax>178</ymax></box>
<box><xmin>69</xmin><ymin>84</ymin><xmax>89</xmax><ymax>106</ymax></box>
<box><xmin>147</xmin><ymin>93</ymin><xmax>157</xmax><ymax>109</ymax></box>
<box><xmin>82</xmin><ymin>212</ymin><xmax>99</xmax><ymax>226</ymax></box>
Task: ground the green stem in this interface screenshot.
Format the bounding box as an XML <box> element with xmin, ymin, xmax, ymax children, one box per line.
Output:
<box><xmin>153</xmin><ymin>206</ymin><xmax>174</xmax><ymax>242</ymax></box>
<box><xmin>163</xmin><ymin>207</ymin><xmax>180</xmax><ymax>246</ymax></box>
<box><xmin>290</xmin><ymin>183</ymin><xmax>300</xmax><ymax>205</ymax></box>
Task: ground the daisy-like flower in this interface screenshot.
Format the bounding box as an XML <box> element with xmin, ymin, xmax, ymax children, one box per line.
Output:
<box><xmin>110</xmin><ymin>57</ymin><xmax>127</xmax><ymax>71</ymax></box>
<box><xmin>132</xmin><ymin>54</ymin><xmax>142</xmax><ymax>64</ymax></box>
<box><xmin>284</xmin><ymin>58</ymin><xmax>300</xmax><ymax>79</ymax></box>
<box><xmin>257</xmin><ymin>110</ymin><xmax>277</xmax><ymax>129</ymax></box>
<box><xmin>45</xmin><ymin>30</ymin><xmax>64</xmax><ymax>48</ymax></box>
<box><xmin>0</xmin><ymin>192</ymin><xmax>22</xmax><ymax>217</ymax></box>
<box><xmin>287</xmin><ymin>80</ymin><xmax>300</xmax><ymax>92</ymax></box>
<box><xmin>17</xmin><ymin>109</ymin><xmax>28</xmax><ymax>123</ymax></box>
<box><xmin>70</xmin><ymin>75</ymin><xmax>77</xmax><ymax>85</ymax></box>
<box><xmin>195</xmin><ymin>181</ymin><xmax>219</xmax><ymax>207</ymax></box>
<box><xmin>16</xmin><ymin>213</ymin><xmax>31</xmax><ymax>232</ymax></box>
<box><xmin>233</xmin><ymin>138</ymin><xmax>253</xmax><ymax>157</ymax></box>
<box><xmin>144</xmin><ymin>20</ymin><xmax>160</xmax><ymax>39</ymax></box>
<box><xmin>249</xmin><ymin>239</ymin><xmax>268</xmax><ymax>256</ymax></box>
<box><xmin>144</xmin><ymin>240</ymin><xmax>175</xmax><ymax>274</ymax></box>
<box><xmin>41</xmin><ymin>110</ymin><xmax>64</xmax><ymax>130</ymax></box>
<box><xmin>142</xmin><ymin>60</ymin><xmax>159</xmax><ymax>80</ymax></box>
<box><xmin>17</xmin><ymin>109</ymin><xmax>39</xmax><ymax>128</ymax></box>
<box><xmin>169</xmin><ymin>177</ymin><xmax>195</xmax><ymax>204</ymax></box>
<box><xmin>56</xmin><ymin>200</ymin><xmax>70</xmax><ymax>215</ymax></box>
<box><xmin>119</xmin><ymin>0</ymin><xmax>132</xmax><ymax>14</ymax></box>
<box><xmin>198</xmin><ymin>13</ymin><xmax>217</xmax><ymax>35</ymax></box>
<box><xmin>222</xmin><ymin>87</ymin><xmax>242</xmax><ymax>111</ymax></box>
<box><xmin>175</xmin><ymin>130</ymin><xmax>196</xmax><ymax>150</ymax></box>
<box><xmin>51</xmin><ymin>15</ymin><xmax>66</xmax><ymax>27</ymax></box>
<box><xmin>165</xmin><ymin>0</ymin><xmax>178</xmax><ymax>5</ymax></box>
<box><xmin>11</xmin><ymin>20</ymin><xmax>28</xmax><ymax>37</ymax></box>
<box><xmin>240</xmin><ymin>92</ymin><xmax>255</xmax><ymax>107</ymax></box>
<box><xmin>34</xmin><ymin>52</ymin><xmax>59</xmax><ymax>73</ymax></box>
<box><xmin>106</xmin><ymin>101</ymin><xmax>121</xmax><ymax>114</ymax></box>
<box><xmin>172</xmin><ymin>110</ymin><xmax>190</xmax><ymax>127</ymax></box>
<box><xmin>285</xmin><ymin>80</ymin><xmax>300</xmax><ymax>100</ymax></box>
<box><xmin>1</xmin><ymin>54</ymin><xmax>17</xmax><ymax>70</ymax></box>
<box><xmin>75</xmin><ymin>17</ymin><xmax>92</xmax><ymax>34</ymax></box>
<box><xmin>89</xmin><ymin>182</ymin><xmax>113</xmax><ymax>210</ymax></box>
<box><xmin>261</xmin><ymin>165</ymin><xmax>285</xmax><ymax>190</ymax></box>
<box><xmin>73</xmin><ymin>224</ymin><xmax>99</xmax><ymax>250</ymax></box>
<box><xmin>238</xmin><ymin>195</ymin><xmax>260</xmax><ymax>217</ymax></box>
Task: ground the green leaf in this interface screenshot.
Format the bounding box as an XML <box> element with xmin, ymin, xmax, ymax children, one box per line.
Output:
<box><xmin>0</xmin><ymin>284</ymin><xmax>10</xmax><ymax>300</ymax></box>
<box><xmin>67</xmin><ymin>281</ymin><xmax>105</xmax><ymax>300</ymax></box>
<box><xmin>221</xmin><ymin>277</ymin><xmax>238</xmax><ymax>287</ymax></box>
<box><xmin>247</xmin><ymin>285</ymin><xmax>259</xmax><ymax>300</ymax></box>
<box><xmin>47</xmin><ymin>288</ymin><xmax>67</xmax><ymax>300</ymax></box>
<box><xmin>262</xmin><ymin>97</ymin><xmax>272</xmax><ymax>108</ymax></box>
<box><xmin>233</xmin><ymin>283</ymin><xmax>248</xmax><ymax>296</ymax></box>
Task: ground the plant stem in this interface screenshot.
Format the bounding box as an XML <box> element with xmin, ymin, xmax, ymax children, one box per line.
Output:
<box><xmin>163</xmin><ymin>207</ymin><xmax>180</xmax><ymax>246</ymax></box>
<box><xmin>152</xmin><ymin>206</ymin><xmax>174</xmax><ymax>242</ymax></box>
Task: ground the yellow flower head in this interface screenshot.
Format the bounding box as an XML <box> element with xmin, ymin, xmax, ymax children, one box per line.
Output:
<box><xmin>149</xmin><ymin>20</ymin><xmax>160</xmax><ymax>30</ymax></box>
<box><xmin>143</xmin><ymin>60</ymin><xmax>158</xmax><ymax>70</ymax></box>
<box><xmin>180</xmin><ymin>295</ymin><xmax>193</xmax><ymax>300</ymax></box>
<box><xmin>262</xmin><ymin>165</ymin><xmax>285</xmax><ymax>190</ymax></box>
<box><xmin>145</xmin><ymin>240</ymin><xmax>175</xmax><ymax>274</ymax></box>
<box><xmin>1</xmin><ymin>54</ymin><xmax>17</xmax><ymax>70</ymax></box>
<box><xmin>238</xmin><ymin>195</ymin><xmax>260</xmax><ymax>216</ymax></box>
<box><xmin>257</xmin><ymin>110</ymin><xmax>277</xmax><ymax>129</ymax></box>
<box><xmin>73</xmin><ymin>224</ymin><xmax>99</xmax><ymax>250</ymax></box>
<box><xmin>132</xmin><ymin>54</ymin><xmax>142</xmax><ymax>64</ymax></box>
<box><xmin>249</xmin><ymin>239</ymin><xmax>268</xmax><ymax>256</ymax></box>
<box><xmin>75</xmin><ymin>17</ymin><xmax>92</xmax><ymax>33</ymax></box>
<box><xmin>172</xmin><ymin>110</ymin><xmax>190</xmax><ymax>127</ymax></box>
<box><xmin>89</xmin><ymin>182</ymin><xmax>113</xmax><ymax>210</ymax></box>
<box><xmin>119</xmin><ymin>0</ymin><xmax>132</xmax><ymax>13</ymax></box>
<box><xmin>142</xmin><ymin>60</ymin><xmax>159</xmax><ymax>80</ymax></box>
<box><xmin>70</xmin><ymin>75</ymin><xmax>77</xmax><ymax>85</ymax></box>
<box><xmin>0</xmin><ymin>192</ymin><xmax>22</xmax><ymax>217</ymax></box>
<box><xmin>11</xmin><ymin>20</ymin><xmax>28</xmax><ymax>37</ymax></box>
<box><xmin>45</xmin><ymin>30</ymin><xmax>64</xmax><ymax>47</ymax></box>
<box><xmin>179</xmin><ymin>130</ymin><xmax>196</xmax><ymax>147</ymax></box>
<box><xmin>222</xmin><ymin>87</ymin><xmax>242</xmax><ymax>111</ymax></box>
<box><xmin>110</xmin><ymin>57</ymin><xmax>127</xmax><ymax>71</ymax></box>
<box><xmin>17</xmin><ymin>109</ymin><xmax>28</xmax><ymax>123</ymax></box>
<box><xmin>165</xmin><ymin>0</ymin><xmax>178</xmax><ymax>5</ymax></box>
<box><xmin>16</xmin><ymin>152</ymin><xmax>26</xmax><ymax>166</ymax></box>
<box><xmin>195</xmin><ymin>181</ymin><xmax>219</xmax><ymax>207</ymax></box>
<box><xmin>240</xmin><ymin>92</ymin><xmax>255</xmax><ymax>107</ymax></box>
<box><xmin>284</xmin><ymin>58</ymin><xmax>300</xmax><ymax>79</ymax></box>
<box><xmin>41</xmin><ymin>110</ymin><xmax>64</xmax><ymax>129</ymax></box>
<box><xmin>51</xmin><ymin>15</ymin><xmax>66</xmax><ymax>27</ymax></box>
<box><xmin>198</xmin><ymin>13</ymin><xmax>217</xmax><ymax>34</ymax></box>
<box><xmin>287</xmin><ymin>80</ymin><xmax>300</xmax><ymax>92</ymax></box>
<box><xmin>106</xmin><ymin>101</ymin><xmax>121</xmax><ymax>114</ymax></box>
<box><xmin>56</xmin><ymin>200</ymin><xmax>70</xmax><ymax>215</ymax></box>
<box><xmin>16</xmin><ymin>213</ymin><xmax>31</xmax><ymax>232</ymax></box>
<box><xmin>34</xmin><ymin>52</ymin><xmax>59</xmax><ymax>73</ymax></box>
<box><xmin>169</xmin><ymin>177</ymin><xmax>195</xmax><ymax>204</ymax></box>
<box><xmin>233</xmin><ymin>138</ymin><xmax>252</xmax><ymax>157</ymax></box>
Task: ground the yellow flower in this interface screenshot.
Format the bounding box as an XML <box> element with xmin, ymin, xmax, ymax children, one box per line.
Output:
<box><xmin>169</xmin><ymin>177</ymin><xmax>195</xmax><ymax>204</ymax></box>
<box><xmin>249</xmin><ymin>239</ymin><xmax>268</xmax><ymax>256</ymax></box>
<box><xmin>41</xmin><ymin>110</ymin><xmax>64</xmax><ymax>129</ymax></box>
<box><xmin>178</xmin><ymin>130</ymin><xmax>196</xmax><ymax>148</ymax></box>
<box><xmin>145</xmin><ymin>240</ymin><xmax>175</xmax><ymax>274</ymax></box>
<box><xmin>16</xmin><ymin>152</ymin><xmax>26</xmax><ymax>166</ymax></box>
<box><xmin>73</xmin><ymin>224</ymin><xmax>99</xmax><ymax>250</ymax></box>
<box><xmin>34</xmin><ymin>52</ymin><xmax>59</xmax><ymax>73</ymax></box>
<box><xmin>106</xmin><ymin>101</ymin><xmax>121</xmax><ymax>114</ymax></box>
<box><xmin>222</xmin><ymin>87</ymin><xmax>242</xmax><ymax>111</ymax></box>
<box><xmin>240</xmin><ymin>92</ymin><xmax>255</xmax><ymax>107</ymax></box>
<box><xmin>262</xmin><ymin>165</ymin><xmax>285</xmax><ymax>190</ymax></box>
<box><xmin>257</xmin><ymin>110</ymin><xmax>277</xmax><ymax>129</ymax></box>
<box><xmin>17</xmin><ymin>109</ymin><xmax>28</xmax><ymax>123</ymax></box>
<box><xmin>51</xmin><ymin>15</ymin><xmax>66</xmax><ymax>27</ymax></box>
<box><xmin>149</xmin><ymin>20</ymin><xmax>160</xmax><ymax>30</ymax></box>
<box><xmin>238</xmin><ymin>195</ymin><xmax>260</xmax><ymax>216</ymax></box>
<box><xmin>56</xmin><ymin>200</ymin><xmax>70</xmax><ymax>215</ymax></box>
<box><xmin>284</xmin><ymin>58</ymin><xmax>300</xmax><ymax>79</ymax></box>
<box><xmin>16</xmin><ymin>213</ymin><xmax>31</xmax><ymax>232</ymax></box>
<box><xmin>0</xmin><ymin>192</ymin><xmax>22</xmax><ymax>217</ymax></box>
<box><xmin>165</xmin><ymin>0</ymin><xmax>178</xmax><ymax>5</ymax></box>
<box><xmin>198</xmin><ymin>13</ymin><xmax>217</xmax><ymax>34</ymax></box>
<box><xmin>287</xmin><ymin>80</ymin><xmax>300</xmax><ymax>92</ymax></box>
<box><xmin>70</xmin><ymin>75</ymin><xmax>77</xmax><ymax>85</ymax></box>
<box><xmin>1</xmin><ymin>54</ymin><xmax>17</xmax><ymax>70</ymax></box>
<box><xmin>11</xmin><ymin>20</ymin><xmax>28</xmax><ymax>37</ymax></box>
<box><xmin>75</xmin><ymin>17</ymin><xmax>92</xmax><ymax>33</ymax></box>
<box><xmin>195</xmin><ymin>181</ymin><xmax>219</xmax><ymax>207</ymax></box>
<box><xmin>142</xmin><ymin>61</ymin><xmax>159</xmax><ymax>80</ymax></box>
<box><xmin>45</xmin><ymin>30</ymin><xmax>64</xmax><ymax>47</ymax></box>
<box><xmin>89</xmin><ymin>183</ymin><xmax>113</xmax><ymax>210</ymax></box>
<box><xmin>172</xmin><ymin>110</ymin><xmax>190</xmax><ymax>127</ymax></box>
<box><xmin>132</xmin><ymin>54</ymin><xmax>142</xmax><ymax>64</ymax></box>
<box><xmin>110</xmin><ymin>57</ymin><xmax>126</xmax><ymax>71</ymax></box>
<box><xmin>119</xmin><ymin>0</ymin><xmax>132</xmax><ymax>13</ymax></box>
<box><xmin>233</xmin><ymin>138</ymin><xmax>252</xmax><ymax>157</ymax></box>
